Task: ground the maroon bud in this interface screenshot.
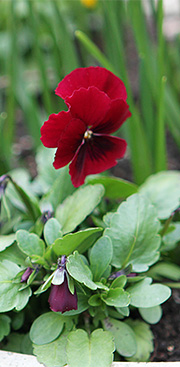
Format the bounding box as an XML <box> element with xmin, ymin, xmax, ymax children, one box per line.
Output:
<box><xmin>21</xmin><ymin>267</ymin><xmax>33</xmax><ymax>283</ymax></box>
<box><xmin>48</xmin><ymin>273</ymin><xmax>77</xmax><ymax>313</ymax></box>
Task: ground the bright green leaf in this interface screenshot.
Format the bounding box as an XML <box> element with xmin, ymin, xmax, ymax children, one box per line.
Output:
<box><xmin>127</xmin><ymin>277</ymin><xmax>171</xmax><ymax>308</ymax></box>
<box><xmin>0</xmin><ymin>260</ymin><xmax>32</xmax><ymax>312</ymax></box>
<box><xmin>104</xmin><ymin>193</ymin><xmax>160</xmax><ymax>271</ymax></box>
<box><xmin>66</xmin><ymin>252</ymin><xmax>97</xmax><ymax>290</ymax></box>
<box><xmin>102</xmin><ymin>317</ymin><xmax>137</xmax><ymax>357</ymax></box>
<box><xmin>139</xmin><ymin>305</ymin><xmax>162</xmax><ymax>324</ymax></box>
<box><xmin>44</xmin><ymin>218</ymin><xmax>62</xmax><ymax>246</ymax></box>
<box><xmin>0</xmin><ymin>234</ymin><xmax>16</xmax><ymax>252</ymax></box>
<box><xmin>86</xmin><ymin>175</ymin><xmax>138</xmax><ymax>199</ymax></box>
<box><xmin>125</xmin><ymin>319</ymin><xmax>153</xmax><ymax>362</ymax></box>
<box><xmin>0</xmin><ymin>315</ymin><xmax>11</xmax><ymax>342</ymax></box>
<box><xmin>53</xmin><ymin>228</ymin><xmax>102</xmax><ymax>256</ymax></box>
<box><xmin>139</xmin><ymin>171</ymin><xmax>180</xmax><ymax>219</ymax></box>
<box><xmin>30</xmin><ymin>312</ymin><xmax>69</xmax><ymax>345</ymax></box>
<box><xmin>102</xmin><ymin>288</ymin><xmax>130</xmax><ymax>307</ymax></box>
<box><xmin>90</xmin><ymin>236</ymin><xmax>113</xmax><ymax>281</ymax></box>
<box><xmin>33</xmin><ymin>331</ymin><xmax>68</xmax><ymax>367</ymax></box>
<box><xmin>16</xmin><ymin>230</ymin><xmax>45</xmax><ymax>257</ymax></box>
<box><xmin>67</xmin><ymin>329</ymin><xmax>114</xmax><ymax>367</ymax></box>
<box><xmin>56</xmin><ymin>184</ymin><xmax>105</xmax><ymax>234</ymax></box>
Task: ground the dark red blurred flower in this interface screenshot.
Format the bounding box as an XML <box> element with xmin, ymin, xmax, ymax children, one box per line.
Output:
<box><xmin>48</xmin><ymin>273</ymin><xmax>77</xmax><ymax>313</ymax></box>
<box><xmin>40</xmin><ymin>67</ymin><xmax>131</xmax><ymax>187</ymax></box>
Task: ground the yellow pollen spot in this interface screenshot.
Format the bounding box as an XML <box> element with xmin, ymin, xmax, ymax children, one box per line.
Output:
<box><xmin>80</xmin><ymin>0</ymin><xmax>97</xmax><ymax>9</ymax></box>
<box><xmin>84</xmin><ymin>130</ymin><xmax>93</xmax><ymax>140</ymax></box>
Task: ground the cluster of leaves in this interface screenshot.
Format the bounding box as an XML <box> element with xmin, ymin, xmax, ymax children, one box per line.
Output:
<box><xmin>0</xmin><ymin>148</ymin><xmax>180</xmax><ymax>367</ymax></box>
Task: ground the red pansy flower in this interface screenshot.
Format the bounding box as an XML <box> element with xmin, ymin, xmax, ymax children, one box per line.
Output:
<box><xmin>40</xmin><ymin>67</ymin><xmax>131</xmax><ymax>187</ymax></box>
<box><xmin>48</xmin><ymin>274</ymin><xmax>78</xmax><ymax>313</ymax></box>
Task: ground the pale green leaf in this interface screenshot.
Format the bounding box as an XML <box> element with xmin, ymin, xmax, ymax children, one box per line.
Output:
<box><xmin>104</xmin><ymin>193</ymin><xmax>160</xmax><ymax>271</ymax></box>
<box><xmin>0</xmin><ymin>315</ymin><xmax>11</xmax><ymax>342</ymax></box>
<box><xmin>125</xmin><ymin>320</ymin><xmax>153</xmax><ymax>362</ymax></box>
<box><xmin>44</xmin><ymin>218</ymin><xmax>62</xmax><ymax>246</ymax></box>
<box><xmin>16</xmin><ymin>230</ymin><xmax>45</xmax><ymax>257</ymax></box>
<box><xmin>0</xmin><ymin>234</ymin><xmax>16</xmax><ymax>252</ymax></box>
<box><xmin>30</xmin><ymin>312</ymin><xmax>68</xmax><ymax>345</ymax></box>
<box><xmin>127</xmin><ymin>277</ymin><xmax>171</xmax><ymax>308</ymax></box>
<box><xmin>66</xmin><ymin>252</ymin><xmax>97</xmax><ymax>290</ymax></box>
<box><xmin>139</xmin><ymin>171</ymin><xmax>180</xmax><ymax>219</ymax></box>
<box><xmin>102</xmin><ymin>317</ymin><xmax>137</xmax><ymax>357</ymax></box>
<box><xmin>67</xmin><ymin>329</ymin><xmax>114</xmax><ymax>367</ymax></box>
<box><xmin>56</xmin><ymin>184</ymin><xmax>105</xmax><ymax>234</ymax></box>
<box><xmin>90</xmin><ymin>236</ymin><xmax>113</xmax><ymax>281</ymax></box>
<box><xmin>139</xmin><ymin>305</ymin><xmax>162</xmax><ymax>324</ymax></box>
<box><xmin>0</xmin><ymin>260</ymin><xmax>32</xmax><ymax>312</ymax></box>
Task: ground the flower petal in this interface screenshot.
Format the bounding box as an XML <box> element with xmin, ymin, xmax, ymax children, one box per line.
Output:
<box><xmin>40</xmin><ymin>111</ymin><xmax>72</xmax><ymax>148</ymax></box>
<box><xmin>53</xmin><ymin>118</ymin><xmax>86</xmax><ymax>169</ymax></box>
<box><xmin>69</xmin><ymin>134</ymin><xmax>127</xmax><ymax>187</ymax></box>
<box><xmin>48</xmin><ymin>275</ymin><xmax>77</xmax><ymax>313</ymax></box>
<box><xmin>55</xmin><ymin>66</ymin><xmax>127</xmax><ymax>101</ymax></box>
<box><xmin>66</xmin><ymin>87</ymin><xmax>111</xmax><ymax>127</ymax></box>
<box><xmin>93</xmin><ymin>99</ymin><xmax>132</xmax><ymax>134</ymax></box>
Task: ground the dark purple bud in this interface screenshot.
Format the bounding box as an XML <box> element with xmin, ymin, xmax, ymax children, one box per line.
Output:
<box><xmin>48</xmin><ymin>273</ymin><xmax>77</xmax><ymax>313</ymax></box>
<box><xmin>0</xmin><ymin>174</ymin><xmax>9</xmax><ymax>198</ymax></box>
<box><xmin>41</xmin><ymin>210</ymin><xmax>54</xmax><ymax>224</ymax></box>
<box><xmin>21</xmin><ymin>267</ymin><xmax>34</xmax><ymax>283</ymax></box>
<box><xmin>127</xmin><ymin>272</ymin><xmax>137</xmax><ymax>278</ymax></box>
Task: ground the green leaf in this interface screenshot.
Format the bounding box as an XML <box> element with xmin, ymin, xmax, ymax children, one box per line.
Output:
<box><xmin>0</xmin><ymin>234</ymin><xmax>16</xmax><ymax>252</ymax></box>
<box><xmin>163</xmin><ymin>223</ymin><xmax>180</xmax><ymax>251</ymax></box>
<box><xmin>148</xmin><ymin>262</ymin><xmax>180</xmax><ymax>281</ymax></box>
<box><xmin>30</xmin><ymin>312</ymin><xmax>70</xmax><ymax>345</ymax></box>
<box><xmin>102</xmin><ymin>288</ymin><xmax>130</xmax><ymax>307</ymax></box>
<box><xmin>125</xmin><ymin>319</ymin><xmax>153</xmax><ymax>362</ymax></box>
<box><xmin>2</xmin><ymin>333</ymin><xmax>33</xmax><ymax>355</ymax></box>
<box><xmin>33</xmin><ymin>332</ymin><xmax>68</xmax><ymax>367</ymax></box>
<box><xmin>67</xmin><ymin>329</ymin><xmax>114</xmax><ymax>367</ymax></box>
<box><xmin>16</xmin><ymin>230</ymin><xmax>45</xmax><ymax>257</ymax></box>
<box><xmin>139</xmin><ymin>171</ymin><xmax>180</xmax><ymax>219</ymax></box>
<box><xmin>110</xmin><ymin>275</ymin><xmax>127</xmax><ymax>289</ymax></box>
<box><xmin>86</xmin><ymin>176</ymin><xmax>138</xmax><ymax>199</ymax></box>
<box><xmin>0</xmin><ymin>260</ymin><xmax>32</xmax><ymax>312</ymax></box>
<box><xmin>127</xmin><ymin>277</ymin><xmax>171</xmax><ymax>308</ymax></box>
<box><xmin>139</xmin><ymin>305</ymin><xmax>162</xmax><ymax>324</ymax></box>
<box><xmin>33</xmin><ymin>331</ymin><xmax>68</xmax><ymax>367</ymax></box>
<box><xmin>0</xmin><ymin>315</ymin><xmax>11</xmax><ymax>342</ymax></box>
<box><xmin>56</xmin><ymin>184</ymin><xmax>105</xmax><ymax>234</ymax></box>
<box><xmin>66</xmin><ymin>252</ymin><xmax>97</xmax><ymax>290</ymax></box>
<box><xmin>89</xmin><ymin>236</ymin><xmax>113</xmax><ymax>281</ymax></box>
<box><xmin>102</xmin><ymin>317</ymin><xmax>137</xmax><ymax>357</ymax></box>
<box><xmin>0</xmin><ymin>242</ymin><xmax>26</xmax><ymax>266</ymax></box>
<box><xmin>104</xmin><ymin>193</ymin><xmax>161</xmax><ymax>271</ymax></box>
<box><xmin>44</xmin><ymin>218</ymin><xmax>62</xmax><ymax>246</ymax></box>
<box><xmin>53</xmin><ymin>228</ymin><xmax>102</xmax><ymax>256</ymax></box>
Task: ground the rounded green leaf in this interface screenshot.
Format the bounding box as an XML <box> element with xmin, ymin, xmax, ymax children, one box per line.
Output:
<box><xmin>104</xmin><ymin>193</ymin><xmax>160</xmax><ymax>271</ymax></box>
<box><xmin>44</xmin><ymin>218</ymin><xmax>62</xmax><ymax>246</ymax></box>
<box><xmin>127</xmin><ymin>277</ymin><xmax>171</xmax><ymax>308</ymax></box>
<box><xmin>90</xmin><ymin>236</ymin><xmax>113</xmax><ymax>281</ymax></box>
<box><xmin>102</xmin><ymin>288</ymin><xmax>130</xmax><ymax>307</ymax></box>
<box><xmin>67</xmin><ymin>329</ymin><xmax>114</xmax><ymax>367</ymax></box>
<box><xmin>16</xmin><ymin>230</ymin><xmax>45</xmax><ymax>257</ymax></box>
<box><xmin>139</xmin><ymin>305</ymin><xmax>162</xmax><ymax>324</ymax></box>
<box><xmin>30</xmin><ymin>312</ymin><xmax>65</xmax><ymax>345</ymax></box>
<box><xmin>139</xmin><ymin>171</ymin><xmax>180</xmax><ymax>219</ymax></box>
<box><xmin>66</xmin><ymin>252</ymin><xmax>97</xmax><ymax>290</ymax></box>
<box><xmin>56</xmin><ymin>184</ymin><xmax>105</xmax><ymax>234</ymax></box>
<box><xmin>0</xmin><ymin>234</ymin><xmax>16</xmax><ymax>252</ymax></box>
<box><xmin>102</xmin><ymin>317</ymin><xmax>137</xmax><ymax>357</ymax></box>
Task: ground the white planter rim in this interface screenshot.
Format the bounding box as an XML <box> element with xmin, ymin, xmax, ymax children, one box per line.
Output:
<box><xmin>0</xmin><ymin>351</ymin><xmax>180</xmax><ymax>367</ymax></box>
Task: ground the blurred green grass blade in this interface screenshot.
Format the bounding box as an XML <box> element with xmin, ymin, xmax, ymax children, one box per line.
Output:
<box><xmin>28</xmin><ymin>1</ymin><xmax>54</xmax><ymax>116</ymax></box>
<box><xmin>3</xmin><ymin>0</ymin><xmax>16</xmax><ymax>166</ymax></box>
<box><xmin>51</xmin><ymin>1</ymin><xmax>79</xmax><ymax>74</ymax></box>
<box><xmin>155</xmin><ymin>0</ymin><xmax>167</xmax><ymax>172</ymax></box>
<box><xmin>139</xmin><ymin>56</ymin><xmax>155</xmax><ymax>154</ymax></box>
<box><xmin>155</xmin><ymin>76</ymin><xmax>167</xmax><ymax>172</ymax></box>
<box><xmin>75</xmin><ymin>30</ymin><xmax>116</xmax><ymax>74</ymax></box>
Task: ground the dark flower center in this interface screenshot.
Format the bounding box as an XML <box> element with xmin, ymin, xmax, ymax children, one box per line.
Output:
<box><xmin>84</xmin><ymin>129</ymin><xmax>93</xmax><ymax>140</ymax></box>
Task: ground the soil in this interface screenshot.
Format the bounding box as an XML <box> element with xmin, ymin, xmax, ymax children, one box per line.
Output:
<box><xmin>151</xmin><ymin>290</ymin><xmax>180</xmax><ymax>362</ymax></box>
